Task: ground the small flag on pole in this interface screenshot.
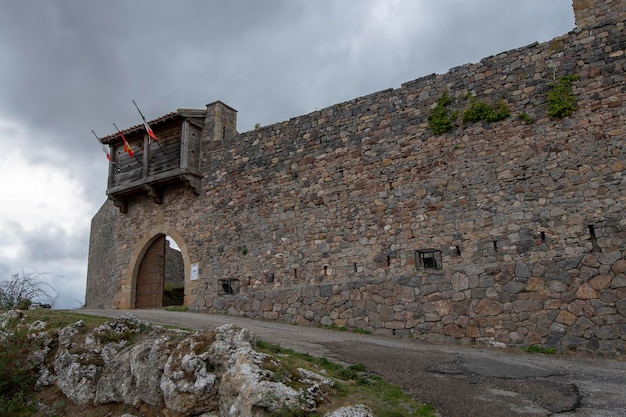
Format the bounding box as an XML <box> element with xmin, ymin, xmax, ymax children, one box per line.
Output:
<box><xmin>113</xmin><ymin>122</ymin><xmax>141</xmax><ymax>164</ymax></box>
<box><xmin>92</xmin><ymin>130</ymin><xmax>120</xmax><ymax>171</ymax></box>
<box><xmin>113</xmin><ymin>123</ymin><xmax>134</xmax><ymax>157</ymax></box>
<box><xmin>132</xmin><ymin>100</ymin><xmax>158</xmax><ymax>142</ymax></box>
<box><xmin>133</xmin><ymin>99</ymin><xmax>166</xmax><ymax>155</ymax></box>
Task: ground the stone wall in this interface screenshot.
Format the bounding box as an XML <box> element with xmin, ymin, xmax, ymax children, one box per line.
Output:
<box><xmin>573</xmin><ymin>0</ymin><xmax>626</xmax><ymax>28</ymax></box>
<box><xmin>87</xmin><ymin>1</ymin><xmax>626</xmax><ymax>354</ymax></box>
<box><xmin>85</xmin><ymin>200</ymin><xmax>118</xmax><ymax>309</ymax></box>
<box><xmin>164</xmin><ymin>242</ymin><xmax>184</xmax><ymax>287</ymax></box>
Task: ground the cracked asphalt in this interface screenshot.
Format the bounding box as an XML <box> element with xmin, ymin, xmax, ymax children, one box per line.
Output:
<box><xmin>80</xmin><ymin>309</ymin><xmax>625</xmax><ymax>417</ymax></box>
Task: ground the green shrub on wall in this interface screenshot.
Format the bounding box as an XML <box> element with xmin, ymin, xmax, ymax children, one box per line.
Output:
<box><xmin>427</xmin><ymin>91</ymin><xmax>458</xmax><ymax>135</ymax></box>
<box><xmin>461</xmin><ymin>97</ymin><xmax>510</xmax><ymax>124</ymax></box>
<box><xmin>547</xmin><ymin>74</ymin><xmax>579</xmax><ymax>119</ymax></box>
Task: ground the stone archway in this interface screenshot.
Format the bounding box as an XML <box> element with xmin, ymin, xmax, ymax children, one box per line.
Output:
<box><xmin>120</xmin><ymin>226</ymin><xmax>196</xmax><ymax>309</ymax></box>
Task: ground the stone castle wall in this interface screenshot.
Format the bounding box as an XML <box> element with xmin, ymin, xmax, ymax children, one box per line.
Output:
<box><xmin>87</xmin><ymin>2</ymin><xmax>626</xmax><ymax>354</ymax></box>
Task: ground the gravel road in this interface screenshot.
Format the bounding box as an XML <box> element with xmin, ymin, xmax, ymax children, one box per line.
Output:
<box><xmin>80</xmin><ymin>309</ymin><xmax>625</xmax><ymax>417</ymax></box>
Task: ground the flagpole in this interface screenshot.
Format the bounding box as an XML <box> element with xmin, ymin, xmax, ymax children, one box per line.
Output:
<box><xmin>132</xmin><ymin>99</ymin><xmax>166</xmax><ymax>155</ymax></box>
<box><xmin>113</xmin><ymin>123</ymin><xmax>142</xmax><ymax>165</ymax></box>
<box><xmin>92</xmin><ymin>130</ymin><xmax>120</xmax><ymax>172</ymax></box>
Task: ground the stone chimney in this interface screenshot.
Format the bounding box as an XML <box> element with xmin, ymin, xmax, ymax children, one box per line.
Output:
<box><xmin>202</xmin><ymin>100</ymin><xmax>238</xmax><ymax>143</ymax></box>
<box><xmin>572</xmin><ymin>0</ymin><xmax>626</xmax><ymax>28</ymax></box>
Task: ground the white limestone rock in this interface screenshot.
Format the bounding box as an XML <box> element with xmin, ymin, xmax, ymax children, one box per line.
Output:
<box><xmin>324</xmin><ymin>404</ymin><xmax>375</xmax><ymax>417</ymax></box>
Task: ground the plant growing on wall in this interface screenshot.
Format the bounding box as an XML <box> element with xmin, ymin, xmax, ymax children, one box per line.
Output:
<box><xmin>518</xmin><ymin>112</ymin><xmax>533</xmax><ymax>124</ymax></box>
<box><xmin>461</xmin><ymin>97</ymin><xmax>510</xmax><ymax>124</ymax></box>
<box><xmin>427</xmin><ymin>91</ymin><xmax>458</xmax><ymax>135</ymax></box>
<box><xmin>546</xmin><ymin>74</ymin><xmax>579</xmax><ymax>119</ymax></box>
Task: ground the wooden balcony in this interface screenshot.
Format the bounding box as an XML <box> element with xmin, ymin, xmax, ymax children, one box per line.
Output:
<box><xmin>101</xmin><ymin>109</ymin><xmax>205</xmax><ymax>213</ymax></box>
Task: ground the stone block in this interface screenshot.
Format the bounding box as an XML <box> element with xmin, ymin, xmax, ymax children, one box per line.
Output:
<box><xmin>320</xmin><ymin>316</ymin><xmax>333</xmax><ymax>326</ymax></box>
<box><xmin>485</xmin><ymin>287</ymin><xmax>498</xmax><ymax>300</ymax></box>
<box><xmin>525</xmin><ymin>277</ymin><xmax>545</xmax><ymax>292</ymax></box>
<box><xmin>509</xmin><ymin>332</ymin><xmax>525</xmax><ymax>344</ymax></box>
<box><xmin>612</xmin><ymin>260</ymin><xmax>626</xmax><ymax>274</ymax></box>
<box><xmin>513</xmin><ymin>300</ymin><xmax>544</xmax><ymax>312</ymax></box>
<box><xmin>579</xmin><ymin>266</ymin><xmax>599</xmax><ymax>281</ymax></box>
<box><xmin>378</xmin><ymin>306</ymin><xmax>395</xmax><ymax>321</ymax></box>
<box><xmin>481</xmin><ymin>301</ymin><xmax>503</xmax><ymax>316</ymax></box>
<box><xmin>576</xmin><ymin>283</ymin><xmax>599</xmax><ymax>299</ymax></box>
<box><xmin>387</xmin><ymin>321</ymin><xmax>406</xmax><ymax>330</ymax></box>
<box><xmin>400</xmin><ymin>287</ymin><xmax>416</xmax><ymax>302</ymax></box>
<box><xmin>524</xmin><ymin>331</ymin><xmax>544</xmax><ymax>345</ymax></box>
<box><xmin>433</xmin><ymin>300</ymin><xmax>451</xmax><ymax>316</ymax></box>
<box><xmin>415</xmin><ymin>323</ymin><xmax>431</xmax><ymax>334</ymax></box>
<box><xmin>596</xmin><ymin>326</ymin><xmax>619</xmax><ymax>340</ymax></box>
<box><xmin>443</xmin><ymin>324</ymin><xmax>465</xmax><ymax>338</ymax></box>
<box><xmin>581</xmin><ymin>254</ymin><xmax>600</xmax><ymax>268</ymax></box>
<box><xmin>590</xmin><ymin>275</ymin><xmax>613</xmax><ymax>290</ymax></box>
<box><xmin>451</xmin><ymin>302</ymin><xmax>469</xmax><ymax>315</ymax></box>
<box><xmin>611</xmin><ymin>274</ymin><xmax>626</xmax><ymax>288</ymax></box>
<box><xmin>556</xmin><ymin>310</ymin><xmax>578</xmax><ymax>326</ymax></box>
<box><xmin>549</xmin><ymin>322</ymin><xmax>568</xmax><ymax>336</ymax></box>
<box><xmin>515</xmin><ymin>263</ymin><xmax>532</xmax><ymax>279</ymax></box>
<box><xmin>451</xmin><ymin>272</ymin><xmax>469</xmax><ymax>292</ymax></box>
<box><xmin>424</xmin><ymin>313</ymin><xmax>441</xmax><ymax>322</ymax></box>
<box><xmin>319</xmin><ymin>284</ymin><xmax>333</xmax><ymax>297</ymax></box>
<box><xmin>562</xmin><ymin>336</ymin><xmax>587</xmax><ymax>348</ymax></box>
<box><xmin>503</xmin><ymin>281</ymin><xmax>526</xmax><ymax>294</ymax></box>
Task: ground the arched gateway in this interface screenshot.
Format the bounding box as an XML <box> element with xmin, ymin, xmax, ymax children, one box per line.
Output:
<box><xmin>122</xmin><ymin>227</ymin><xmax>196</xmax><ymax>309</ymax></box>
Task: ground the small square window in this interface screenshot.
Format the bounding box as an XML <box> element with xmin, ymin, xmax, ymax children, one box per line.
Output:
<box><xmin>416</xmin><ymin>249</ymin><xmax>442</xmax><ymax>270</ymax></box>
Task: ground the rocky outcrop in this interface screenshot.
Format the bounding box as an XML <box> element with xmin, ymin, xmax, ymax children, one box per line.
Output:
<box><xmin>0</xmin><ymin>311</ymin><xmax>371</xmax><ymax>417</ymax></box>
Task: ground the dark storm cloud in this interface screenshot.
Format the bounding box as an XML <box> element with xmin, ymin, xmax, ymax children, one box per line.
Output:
<box><xmin>0</xmin><ymin>221</ymin><xmax>87</xmax><ymax>264</ymax></box>
<box><xmin>18</xmin><ymin>226</ymin><xmax>88</xmax><ymax>263</ymax></box>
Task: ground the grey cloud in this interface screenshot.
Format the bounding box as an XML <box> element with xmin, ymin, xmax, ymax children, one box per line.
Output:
<box><xmin>18</xmin><ymin>226</ymin><xmax>88</xmax><ymax>264</ymax></box>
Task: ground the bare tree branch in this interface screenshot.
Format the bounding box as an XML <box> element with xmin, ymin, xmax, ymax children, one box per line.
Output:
<box><xmin>0</xmin><ymin>271</ymin><xmax>58</xmax><ymax>309</ymax></box>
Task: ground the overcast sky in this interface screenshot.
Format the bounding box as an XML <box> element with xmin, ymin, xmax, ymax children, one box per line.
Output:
<box><xmin>0</xmin><ymin>0</ymin><xmax>575</xmax><ymax>309</ymax></box>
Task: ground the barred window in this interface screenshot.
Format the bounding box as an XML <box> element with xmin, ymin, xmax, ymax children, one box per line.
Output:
<box><xmin>416</xmin><ymin>249</ymin><xmax>442</xmax><ymax>270</ymax></box>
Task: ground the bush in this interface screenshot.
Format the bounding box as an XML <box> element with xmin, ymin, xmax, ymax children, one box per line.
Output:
<box><xmin>461</xmin><ymin>98</ymin><xmax>510</xmax><ymax>124</ymax></box>
<box><xmin>546</xmin><ymin>74</ymin><xmax>579</xmax><ymax>119</ymax></box>
<box><xmin>0</xmin><ymin>272</ymin><xmax>57</xmax><ymax>310</ymax></box>
<box><xmin>427</xmin><ymin>92</ymin><xmax>458</xmax><ymax>135</ymax></box>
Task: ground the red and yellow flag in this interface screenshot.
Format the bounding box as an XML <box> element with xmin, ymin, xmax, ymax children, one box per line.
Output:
<box><xmin>123</xmin><ymin>139</ymin><xmax>135</xmax><ymax>158</ymax></box>
<box><xmin>113</xmin><ymin>123</ymin><xmax>135</xmax><ymax>158</ymax></box>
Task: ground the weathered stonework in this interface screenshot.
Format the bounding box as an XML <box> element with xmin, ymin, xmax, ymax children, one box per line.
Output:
<box><xmin>87</xmin><ymin>0</ymin><xmax>626</xmax><ymax>354</ymax></box>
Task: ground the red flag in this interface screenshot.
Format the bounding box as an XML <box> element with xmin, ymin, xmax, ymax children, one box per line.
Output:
<box><xmin>113</xmin><ymin>123</ymin><xmax>135</xmax><ymax>158</ymax></box>
<box><xmin>133</xmin><ymin>100</ymin><xmax>158</xmax><ymax>142</ymax></box>
<box><xmin>101</xmin><ymin>143</ymin><xmax>113</xmax><ymax>161</ymax></box>
<box><xmin>92</xmin><ymin>130</ymin><xmax>113</xmax><ymax>162</ymax></box>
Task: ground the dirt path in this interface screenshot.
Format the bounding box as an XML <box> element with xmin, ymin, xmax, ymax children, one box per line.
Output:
<box><xmin>80</xmin><ymin>309</ymin><xmax>625</xmax><ymax>417</ymax></box>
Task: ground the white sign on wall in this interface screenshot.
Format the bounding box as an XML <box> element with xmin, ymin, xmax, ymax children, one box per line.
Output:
<box><xmin>190</xmin><ymin>263</ymin><xmax>199</xmax><ymax>281</ymax></box>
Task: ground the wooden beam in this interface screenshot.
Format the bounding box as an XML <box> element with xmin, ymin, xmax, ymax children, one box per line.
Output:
<box><xmin>181</xmin><ymin>120</ymin><xmax>189</xmax><ymax>170</ymax></box>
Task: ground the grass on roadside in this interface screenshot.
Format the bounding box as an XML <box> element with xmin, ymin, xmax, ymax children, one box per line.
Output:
<box><xmin>256</xmin><ymin>340</ymin><xmax>437</xmax><ymax>417</ymax></box>
<box><xmin>25</xmin><ymin>309</ymin><xmax>111</xmax><ymax>329</ymax></box>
